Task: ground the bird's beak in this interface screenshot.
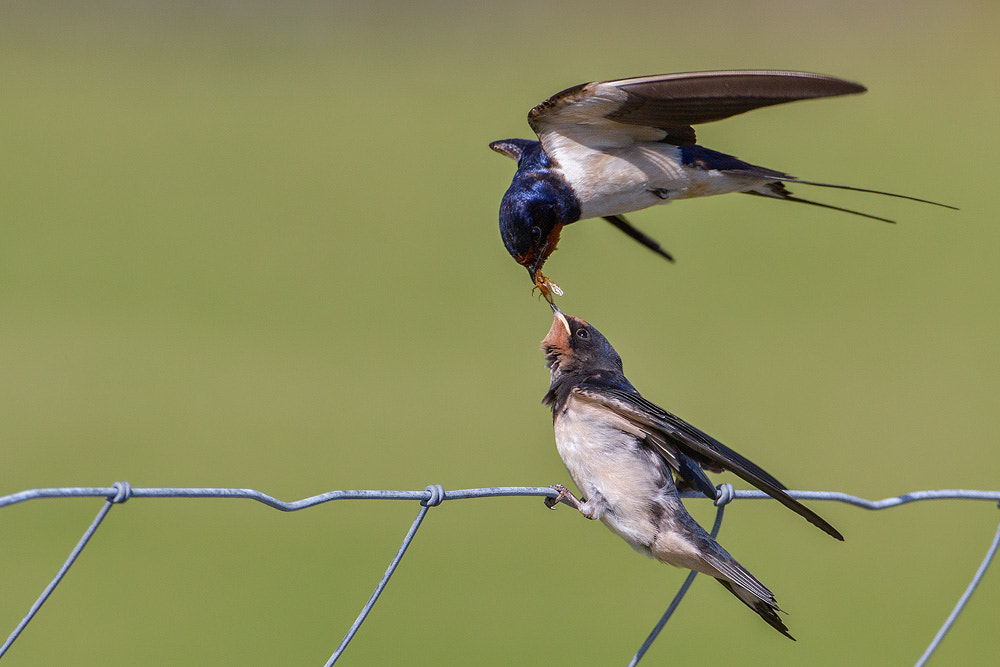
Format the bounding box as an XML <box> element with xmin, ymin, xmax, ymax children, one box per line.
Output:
<box><xmin>526</xmin><ymin>264</ymin><xmax>538</xmax><ymax>284</ymax></box>
<box><xmin>550</xmin><ymin>302</ymin><xmax>571</xmax><ymax>337</ymax></box>
<box><xmin>527</xmin><ymin>253</ymin><xmax>545</xmax><ymax>285</ymax></box>
<box><xmin>540</xmin><ymin>303</ymin><xmax>572</xmax><ymax>357</ymax></box>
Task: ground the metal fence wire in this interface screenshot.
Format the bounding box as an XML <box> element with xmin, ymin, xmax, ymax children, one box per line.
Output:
<box><xmin>1</xmin><ymin>483</ymin><xmax>998</xmax><ymax>665</ymax></box>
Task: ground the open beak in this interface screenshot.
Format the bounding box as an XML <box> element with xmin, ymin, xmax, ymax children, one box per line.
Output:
<box><xmin>541</xmin><ymin>303</ymin><xmax>572</xmax><ymax>352</ymax></box>
<box><xmin>550</xmin><ymin>302</ymin><xmax>571</xmax><ymax>337</ymax></box>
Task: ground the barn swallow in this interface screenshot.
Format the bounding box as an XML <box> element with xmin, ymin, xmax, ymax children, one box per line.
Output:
<box><xmin>540</xmin><ymin>304</ymin><xmax>842</xmax><ymax>637</ymax></box>
<box><xmin>492</xmin><ymin>70</ymin><xmax>956</xmax><ymax>297</ymax></box>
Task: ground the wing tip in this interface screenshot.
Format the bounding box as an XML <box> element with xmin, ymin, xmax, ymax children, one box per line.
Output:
<box><xmin>489</xmin><ymin>139</ymin><xmax>529</xmax><ymax>161</ymax></box>
<box><xmin>818</xmin><ymin>519</ymin><xmax>846</xmax><ymax>541</ymax></box>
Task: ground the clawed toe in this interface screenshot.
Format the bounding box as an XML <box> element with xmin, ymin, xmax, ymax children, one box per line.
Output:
<box><xmin>544</xmin><ymin>483</ymin><xmax>578</xmax><ymax>510</ymax></box>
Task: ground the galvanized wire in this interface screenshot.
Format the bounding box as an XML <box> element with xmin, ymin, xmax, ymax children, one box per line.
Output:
<box><xmin>1</xmin><ymin>483</ymin><xmax>997</xmax><ymax>665</ymax></box>
<box><xmin>628</xmin><ymin>483</ymin><xmax>736</xmax><ymax>667</ymax></box>
<box><xmin>0</xmin><ymin>482</ymin><xmax>131</xmax><ymax>659</ymax></box>
<box><xmin>913</xmin><ymin>509</ymin><xmax>1000</xmax><ymax>667</ymax></box>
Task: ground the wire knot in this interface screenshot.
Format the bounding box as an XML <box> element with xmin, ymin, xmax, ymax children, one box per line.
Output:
<box><xmin>109</xmin><ymin>481</ymin><xmax>133</xmax><ymax>504</ymax></box>
<box><xmin>714</xmin><ymin>483</ymin><xmax>735</xmax><ymax>507</ymax></box>
<box><xmin>421</xmin><ymin>484</ymin><xmax>445</xmax><ymax>507</ymax></box>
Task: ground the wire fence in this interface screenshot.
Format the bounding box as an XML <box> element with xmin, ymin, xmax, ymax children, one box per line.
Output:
<box><xmin>1</xmin><ymin>482</ymin><xmax>998</xmax><ymax>665</ymax></box>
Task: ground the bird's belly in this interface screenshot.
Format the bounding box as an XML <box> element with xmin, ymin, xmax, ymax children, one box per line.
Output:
<box><xmin>553</xmin><ymin>397</ymin><xmax>666</xmax><ymax>547</ymax></box>
<box><xmin>564</xmin><ymin>149</ymin><xmax>673</xmax><ymax>219</ymax></box>
<box><xmin>563</xmin><ymin>144</ymin><xmax>767</xmax><ymax>219</ymax></box>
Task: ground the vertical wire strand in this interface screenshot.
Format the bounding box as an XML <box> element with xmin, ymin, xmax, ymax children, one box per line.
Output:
<box><xmin>0</xmin><ymin>499</ymin><xmax>116</xmax><ymax>658</ymax></box>
<box><xmin>628</xmin><ymin>496</ymin><xmax>729</xmax><ymax>667</ymax></box>
<box><xmin>914</xmin><ymin>508</ymin><xmax>1000</xmax><ymax>667</ymax></box>
<box><xmin>325</xmin><ymin>502</ymin><xmax>433</xmax><ymax>665</ymax></box>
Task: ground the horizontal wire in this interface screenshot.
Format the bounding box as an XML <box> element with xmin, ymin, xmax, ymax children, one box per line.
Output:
<box><xmin>0</xmin><ymin>485</ymin><xmax>560</xmax><ymax>511</ymax></box>
<box><xmin>3</xmin><ymin>485</ymin><xmax>999</xmax><ymax>511</ymax></box>
<box><xmin>1</xmin><ymin>482</ymin><xmax>998</xmax><ymax>666</ymax></box>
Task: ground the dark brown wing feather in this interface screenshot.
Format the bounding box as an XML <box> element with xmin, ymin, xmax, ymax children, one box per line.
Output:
<box><xmin>529</xmin><ymin>70</ymin><xmax>865</xmax><ymax>147</ymax></box>
<box><xmin>606</xmin><ymin>70</ymin><xmax>865</xmax><ymax>128</ymax></box>
<box><xmin>574</xmin><ymin>386</ymin><xmax>844</xmax><ymax>540</ymax></box>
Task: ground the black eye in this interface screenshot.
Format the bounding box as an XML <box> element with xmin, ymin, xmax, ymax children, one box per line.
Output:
<box><xmin>576</xmin><ymin>328</ymin><xmax>589</xmax><ymax>339</ymax></box>
<box><xmin>530</xmin><ymin>226</ymin><xmax>542</xmax><ymax>240</ymax></box>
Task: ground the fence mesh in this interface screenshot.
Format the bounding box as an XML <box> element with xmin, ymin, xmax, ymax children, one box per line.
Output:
<box><xmin>2</xmin><ymin>483</ymin><xmax>998</xmax><ymax>665</ymax></box>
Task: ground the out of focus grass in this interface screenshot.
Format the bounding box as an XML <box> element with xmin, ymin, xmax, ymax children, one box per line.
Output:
<box><xmin>1</xmin><ymin>2</ymin><xmax>998</xmax><ymax>664</ymax></box>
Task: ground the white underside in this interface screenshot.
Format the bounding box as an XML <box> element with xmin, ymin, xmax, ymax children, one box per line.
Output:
<box><xmin>545</xmin><ymin>138</ymin><xmax>767</xmax><ymax>220</ymax></box>
<box><xmin>554</xmin><ymin>394</ymin><xmax>705</xmax><ymax>568</ymax></box>
<box><xmin>553</xmin><ymin>393</ymin><xmax>747</xmax><ymax>577</ymax></box>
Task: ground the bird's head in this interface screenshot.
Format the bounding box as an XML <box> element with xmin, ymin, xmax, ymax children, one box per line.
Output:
<box><xmin>498</xmin><ymin>172</ymin><xmax>581</xmax><ymax>285</ymax></box>
<box><xmin>540</xmin><ymin>304</ymin><xmax>623</xmax><ymax>378</ymax></box>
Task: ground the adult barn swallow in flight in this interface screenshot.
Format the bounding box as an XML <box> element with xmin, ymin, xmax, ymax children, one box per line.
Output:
<box><xmin>540</xmin><ymin>305</ymin><xmax>842</xmax><ymax>637</ymax></box>
<box><xmin>492</xmin><ymin>70</ymin><xmax>955</xmax><ymax>297</ymax></box>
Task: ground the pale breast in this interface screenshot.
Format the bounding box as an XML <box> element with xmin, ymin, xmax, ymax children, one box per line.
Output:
<box><xmin>560</xmin><ymin>143</ymin><xmax>683</xmax><ymax>219</ymax></box>
<box><xmin>552</xmin><ymin>140</ymin><xmax>769</xmax><ymax>219</ymax></box>
<box><xmin>553</xmin><ymin>394</ymin><xmax>670</xmax><ymax>546</ymax></box>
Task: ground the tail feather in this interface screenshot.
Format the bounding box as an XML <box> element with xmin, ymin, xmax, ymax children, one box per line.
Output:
<box><xmin>674</xmin><ymin>510</ymin><xmax>794</xmax><ymax>639</ymax></box>
<box><xmin>771</xmin><ymin>176</ymin><xmax>958</xmax><ymax>210</ymax></box>
<box><xmin>745</xmin><ymin>178</ymin><xmax>957</xmax><ymax>224</ymax></box>
<box><xmin>745</xmin><ymin>187</ymin><xmax>897</xmax><ymax>223</ymax></box>
<box><xmin>716</xmin><ymin>579</ymin><xmax>795</xmax><ymax>640</ymax></box>
<box><xmin>689</xmin><ymin>144</ymin><xmax>957</xmax><ymax>217</ymax></box>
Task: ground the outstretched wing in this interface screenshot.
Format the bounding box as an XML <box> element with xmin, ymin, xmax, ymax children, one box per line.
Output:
<box><xmin>572</xmin><ymin>385</ymin><xmax>844</xmax><ymax>540</ymax></box>
<box><xmin>528</xmin><ymin>70</ymin><xmax>865</xmax><ymax>150</ymax></box>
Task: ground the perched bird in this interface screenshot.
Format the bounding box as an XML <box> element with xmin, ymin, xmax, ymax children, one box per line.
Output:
<box><xmin>492</xmin><ymin>70</ymin><xmax>956</xmax><ymax>297</ymax></box>
<box><xmin>540</xmin><ymin>304</ymin><xmax>842</xmax><ymax>637</ymax></box>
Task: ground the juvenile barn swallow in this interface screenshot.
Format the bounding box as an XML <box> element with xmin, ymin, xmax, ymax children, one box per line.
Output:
<box><xmin>540</xmin><ymin>305</ymin><xmax>842</xmax><ymax>637</ymax></box>
<box><xmin>492</xmin><ymin>70</ymin><xmax>955</xmax><ymax>297</ymax></box>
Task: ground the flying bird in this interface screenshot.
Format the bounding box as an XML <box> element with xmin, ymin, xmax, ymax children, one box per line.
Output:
<box><xmin>492</xmin><ymin>70</ymin><xmax>956</xmax><ymax>298</ymax></box>
<box><xmin>540</xmin><ymin>304</ymin><xmax>842</xmax><ymax>637</ymax></box>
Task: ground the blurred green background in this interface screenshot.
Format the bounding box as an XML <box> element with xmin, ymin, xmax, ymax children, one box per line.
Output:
<box><xmin>2</xmin><ymin>1</ymin><xmax>998</xmax><ymax>664</ymax></box>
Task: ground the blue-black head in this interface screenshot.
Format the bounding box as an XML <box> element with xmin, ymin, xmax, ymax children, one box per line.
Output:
<box><xmin>491</xmin><ymin>139</ymin><xmax>581</xmax><ymax>282</ymax></box>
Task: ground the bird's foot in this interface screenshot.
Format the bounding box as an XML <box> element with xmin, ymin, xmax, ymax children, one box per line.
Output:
<box><xmin>546</xmin><ymin>485</ymin><xmax>605</xmax><ymax>520</ymax></box>
<box><xmin>544</xmin><ymin>483</ymin><xmax>582</xmax><ymax>510</ymax></box>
